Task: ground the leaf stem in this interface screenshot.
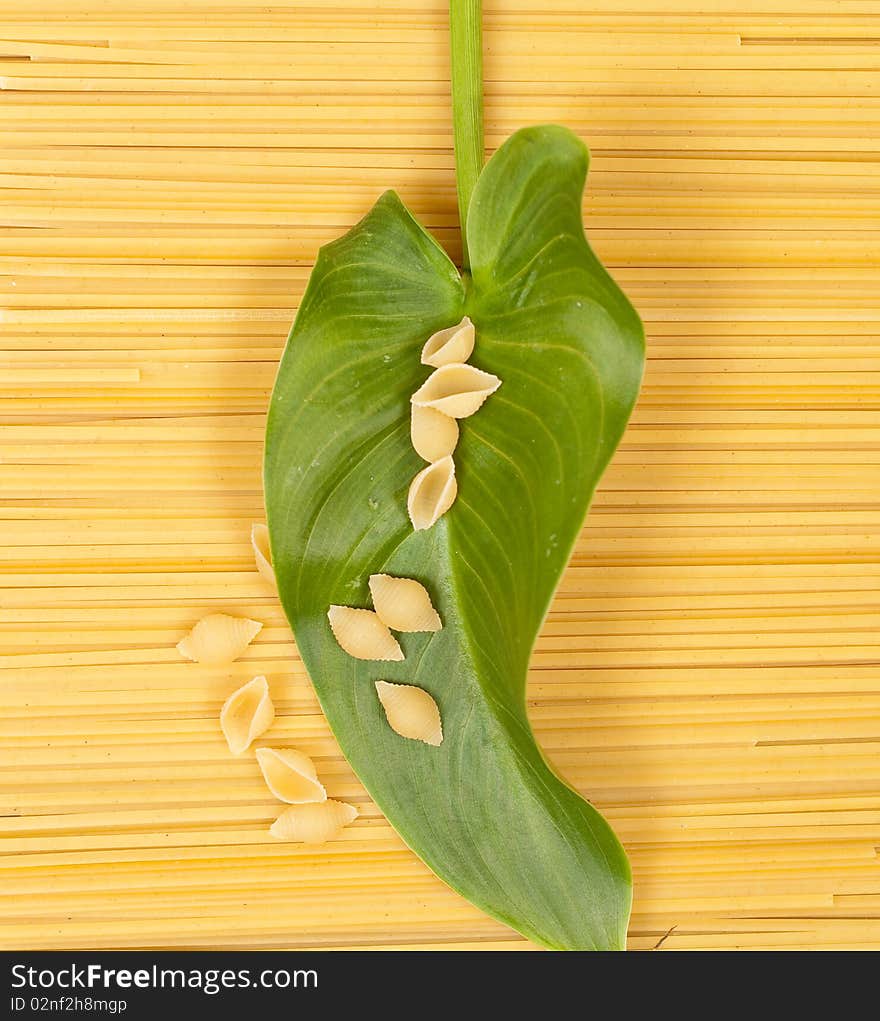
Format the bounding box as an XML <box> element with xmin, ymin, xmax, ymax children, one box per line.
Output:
<box><xmin>449</xmin><ymin>0</ymin><xmax>484</xmax><ymax>271</ymax></box>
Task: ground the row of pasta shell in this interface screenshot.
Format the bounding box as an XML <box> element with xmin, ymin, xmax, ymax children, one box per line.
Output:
<box><xmin>175</xmin><ymin>533</ymin><xmax>358</xmax><ymax>844</ymax></box>
<box><xmin>407</xmin><ymin>317</ymin><xmax>501</xmax><ymax>530</ymax></box>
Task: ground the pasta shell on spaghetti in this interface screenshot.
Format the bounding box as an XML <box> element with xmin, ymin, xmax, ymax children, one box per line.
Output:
<box><xmin>411</xmin><ymin>362</ymin><xmax>501</xmax><ymax>419</ymax></box>
<box><xmin>250</xmin><ymin>523</ymin><xmax>276</xmax><ymax>589</ymax></box>
<box><xmin>327</xmin><ymin>605</ymin><xmax>404</xmax><ymax>661</ymax></box>
<box><xmin>411</xmin><ymin>404</ymin><xmax>459</xmax><ymax>462</ymax></box>
<box><xmin>220</xmin><ymin>675</ymin><xmax>274</xmax><ymax>755</ymax></box>
<box><xmin>369</xmin><ymin>574</ymin><xmax>442</xmax><ymax>633</ymax></box>
<box><xmin>375</xmin><ymin>681</ymin><xmax>443</xmax><ymax>747</ymax></box>
<box><xmin>407</xmin><ymin>456</ymin><xmax>457</xmax><ymax>531</ymax></box>
<box><xmin>176</xmin><ymin>613</ymin><xmax>262</xmax><ymax>666</ymax></box>
<box><xmin>256</xmin><ymin>747</ymin><xmax>326</xmax><ymax>804</ymax></box>
<box><xmin>269</xmin><ymin>800</ymin><xmax>358</xmax><ymax>844</ymax></box>
<box><xmin>421</xmin><ymin>316</ymin><xmax>475</xmax><ymax>368</ymax></box>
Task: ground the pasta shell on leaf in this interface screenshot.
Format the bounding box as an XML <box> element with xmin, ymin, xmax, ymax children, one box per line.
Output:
<box><xmin>327</xmin><ymin>605</ymin><xmax>404</xmax><ymax>661</ymax></box>
<box><xmin>256</xmin><ymin>747</ymin><xmax>326</xmax><ymax>804</ymax></box>
<box><xmin>407</xmin><ymin>455</ymin><xmax>457</xmax><ymax>531</ymax></box>
<box><xmin>269</xmin><ymin>800</ymin><xmax>358</xmax><ymax>844</ymax></box>
<box><xmin>220</xmin><ymin>675</ymin><xmax>274</xmax><ymax>755</ymax></box>
<box><xmin>251</xmin><ymin>523</ymin><xmax>276</xmax><ymax>589</ymax></box>
<box><xmin>411</xmin><ymin>362</ymin><xmax>501</xmax><ymax>419</ymax></box>
<box><xmin>410</xmin><ymin>404</ymin><xmax>459</xmax><ymax>463</ymax></box>
<box><xmin>421</xmin><ymin>316</ymin><xmax>475</xmax><ymax>368</ymax></box>
<box><xmin>369</xmin><ymin>574</ymin><xmax>442</xmax><ymax>633</ymax></box>
<box><xmin>176</xmin><ymin>613</ymin><xmax>262</xmax><ymax>666</ymax></box>
<box><xmin>375</xmin><ymin>681</ymin><xmax>443</xmax><ymax>747</ymax></box>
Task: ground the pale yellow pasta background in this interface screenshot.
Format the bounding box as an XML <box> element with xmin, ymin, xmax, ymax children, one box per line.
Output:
<box><xmin>2</xmin><ymin>0</ymin><xmax>879</xmax><ymax>951</ymax></box>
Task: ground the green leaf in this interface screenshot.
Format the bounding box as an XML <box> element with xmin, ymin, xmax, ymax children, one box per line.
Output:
<box><xmin>265</xmin><ymin>125</ymin><xmax>644</xmax><ymax>950</ymax></box>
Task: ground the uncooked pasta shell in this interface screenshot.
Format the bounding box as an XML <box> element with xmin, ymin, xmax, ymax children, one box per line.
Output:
<box><xmin>421</xmin><ymin>316</ymin><xmax>475</xmax><ymax>368</ymax></box>
<box><xmin>375</xmin><ymin>680</ymin><xmax>443</xmax><ymax>747</ymax></box>
<box><xmin>369</xmin><ymin>574</ymin><xmax>442</xmax><ymax>633</ymax></box>
<box><xmin>256</xmin><ymin>747</ymin><xmax>326</xmax><ymax>804</ymax></box>
<box><xmin>220</xmin><ymin>675</ymin><xmax>274</xmax><ymax>755</ymax></box>
<box><xmin>407</xmin><ymin>456</ymin><xmax>457</xmax><ymax>531</ymax></box>
<box><xmin>176</xmin><ymin>613</ymin><xmax>262</xmax><ymax>666</ymax></box>
<box><xmin>269</xmin><ymin>800</ymin><xmax>359</xmax><ymax>844</ymax></box>
<box><xmin>410</xmin><ymin>404</ymin><xmax>459</xmax><ymax>462</ymax></box>
<box><xmin>251</xmin><ymin>523</ymin><xmax>276</xmax><ymax>590</ymax></box>
<box><xmin>327</xmin><ymin>605</ymin><xmax>404</xmax><ymax>661</ymax></box>
<box><xmin>411</xmin><ymin>362</ymin><xmax>501</xmax><ymax>418</ymax></box>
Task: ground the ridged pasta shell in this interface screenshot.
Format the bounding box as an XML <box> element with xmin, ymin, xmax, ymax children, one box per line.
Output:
<box><xmin>375</xmin><ymin>680</ymin><xmax>443</xmax><ymax>747</ymax></box>
<box><xmin>411</xmin><ymin>362</ymin><xmax>501</xmax><ymax>418</ymax></box>
<box><xmin>256</xmin><ymin>747</ymin><xmax>326</xmax><ymax>804</ymax></box>
<box><xmin>269</xmin><ymin>800</ymin><xmax>359</xmax><ymax>844</ymax></box>
<box><xmin>410</xmin><ymin>404</ymin><xmax>459</xmax><ymax>462</ymax></box>
<box><xmin>327</xmin><ymin>605</ymin><xmax>404</xmax><ymax>661</ymax></box>
<box><xmin>421</xmin><ymin>316</ymin><xmax>475</xmax><ymax>368</ymax></box>
<box><xmin>369</xmin><ymin>574</ymin><xmax>442</xmax><ymax>633</ymax></box>
<box><xmin>220</xmin><ymin>675</ymin><xmax>275</xmax><ymax>755</ymax></box>
<box><xmin>250</xmin><ymin>523</ymin><xmax>276</xmax><ymax>590</ymax></box>
<box><xmin>407</xmin><ymin>455</ymin><xmax>457</xmax><ymax>531</ymax></box>
<box><xmin>176</xmin><ymin>613</ymin><xmax>262</xmax><ymax>666</ymax></box>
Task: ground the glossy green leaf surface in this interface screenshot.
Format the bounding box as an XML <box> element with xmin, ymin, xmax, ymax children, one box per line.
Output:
<box><xmin>265</xmin><ymin>125</ymin><xmax>644</xmax><ymax>950</ymax></box>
